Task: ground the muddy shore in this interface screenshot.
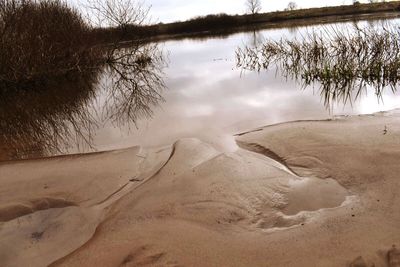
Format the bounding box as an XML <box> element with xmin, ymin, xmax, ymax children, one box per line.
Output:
<box><xmin>1</xmin><ymin>110</ymin><xmax>400</xmax><ymax>266</ymax></box>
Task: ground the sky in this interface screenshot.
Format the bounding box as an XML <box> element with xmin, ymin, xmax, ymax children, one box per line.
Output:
<box><xmin>70</xmin><ymin>0</ymin><xmax>383</xmax><ymax>24</ymax></box>
<box><xmin>146</xmin><ymin>0</ymin><xmax>368</xmax><ymax>23</ymax></box>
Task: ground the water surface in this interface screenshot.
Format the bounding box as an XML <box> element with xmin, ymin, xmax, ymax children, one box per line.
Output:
<box><xmin>90</xmin><ymin>20</ymin><xmax>400</xmax><ymax>153</ymax></box>
<box><xmin>2</xmin><ymin>19</ymin><xmax>400</xmax><ymax>160</ymax></box>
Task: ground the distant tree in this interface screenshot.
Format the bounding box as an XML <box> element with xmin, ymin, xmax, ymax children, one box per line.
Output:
<box><xmin>245</xmin><ymin>0</ymin><xmax>262</xmax><ymax>15</ymax></box>
<box><xmin>285</xmin><ymin>2</ymin><xmax>298</xmax><ymax>11</ymax></box>
<box><xmin>353</xmin><ymin>0</ymin><xmax>361</xmax><ymax>5</ymax></box>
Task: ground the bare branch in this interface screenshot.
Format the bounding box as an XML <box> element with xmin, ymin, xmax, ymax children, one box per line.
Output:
<box><xmin>85</xmin><ymin>0</ymin><xmax>151</xmax><ymax>28</ymax></box>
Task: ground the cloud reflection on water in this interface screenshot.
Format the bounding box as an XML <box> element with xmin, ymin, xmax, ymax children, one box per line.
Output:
<box><xmin>90</xmin><ymin>21</ymin><xmax>400</xmax><ymax>153</ymax></box>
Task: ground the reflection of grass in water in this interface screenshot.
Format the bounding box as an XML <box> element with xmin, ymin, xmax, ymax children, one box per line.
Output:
<box><xmin>0</xmin><ymin>69</ymin><xmax>100</xmax><ymax>160</ymax></box>
<box><xmin>0</xmin><ymin>43</ymin><xmax>166</xmax><ymax>160</ymax></box>
<box><xmin>236</xmin><ymin>24</ymin><xmax>400</xmax><ymax>107</ymax></box>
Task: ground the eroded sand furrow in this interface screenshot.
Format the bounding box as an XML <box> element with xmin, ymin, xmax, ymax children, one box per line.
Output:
<box><xmin>0</xmin><ymin>197</ymin><xmax>76</xmax><ymax>222</ymax></box>
<box><xmin>45</xmin><ymin>145</ymin><xmax>180</xmax><ymax>266</ymax></box>
<box><xmin>236</xmin><ymin>140</ymin><xmax>299</xmax><ymax>176</ymax></box>
<box><xmin>0</xmin><ymin>145</ymin><xmax>174</xmax><ymax>267</ymax></box>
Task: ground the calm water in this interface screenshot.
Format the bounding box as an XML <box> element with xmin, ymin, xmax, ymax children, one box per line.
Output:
<box><xmin>2</xmin><ymin>19</ymin><xmax>400</xmax><ymax>160</ymax></box>
<box><xmin>89</xmin><ymin>20</ymin><xmax>400</xmax><ymax>153</ymax></box>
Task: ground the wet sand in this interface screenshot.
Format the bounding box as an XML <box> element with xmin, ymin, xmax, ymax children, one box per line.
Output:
<box><xmin>1</xmin><ymin>110</ymin><xmax>400</xmax><ymax>266</ymax></box>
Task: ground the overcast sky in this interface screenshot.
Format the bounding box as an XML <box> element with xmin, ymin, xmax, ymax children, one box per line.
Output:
<box><xmin>147</xmin><ymin>0</ymin><xmax>369</xmax><ymax>23</ymax></box>
<box><xmin>70</xmin><ymin>0</ymin><xmax>380</xmax><ymax>24</ymax></box>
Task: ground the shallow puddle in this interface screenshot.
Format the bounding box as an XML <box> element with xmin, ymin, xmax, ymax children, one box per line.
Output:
<box><xmin>284</xmin><ymin>177</ymin><xmax>349</xmax><ymax>215</ymax></box>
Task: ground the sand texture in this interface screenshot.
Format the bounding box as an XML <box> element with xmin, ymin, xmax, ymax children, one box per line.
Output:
<box><xmin>1</xmin><ymin>111</ymin><xmax>400</xmax><ymax>266</ymax></box>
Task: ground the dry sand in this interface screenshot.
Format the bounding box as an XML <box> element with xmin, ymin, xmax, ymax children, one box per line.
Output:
<box><xmin>1</xmin><ymin>110</ymin><xmax>400</xmax><ymax>266</ymax></box>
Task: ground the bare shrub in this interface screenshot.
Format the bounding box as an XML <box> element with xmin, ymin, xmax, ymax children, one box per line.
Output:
<box><xmin>0</xmin><ymin>0</ymin><xmax>99</xmax><ymax>90</ymax></box>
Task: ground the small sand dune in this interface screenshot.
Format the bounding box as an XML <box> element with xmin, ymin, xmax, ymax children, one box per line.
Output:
<box><xmin>1</xmin><ymin>110</ymin><xmax>400</xmax><ymax>266</ymax></box>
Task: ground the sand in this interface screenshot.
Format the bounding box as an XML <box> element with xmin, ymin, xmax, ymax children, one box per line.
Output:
<box><xmin>1</xmin><ymin>110</ymin><xmax>400</xmax><ymax>266</ymax></box>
